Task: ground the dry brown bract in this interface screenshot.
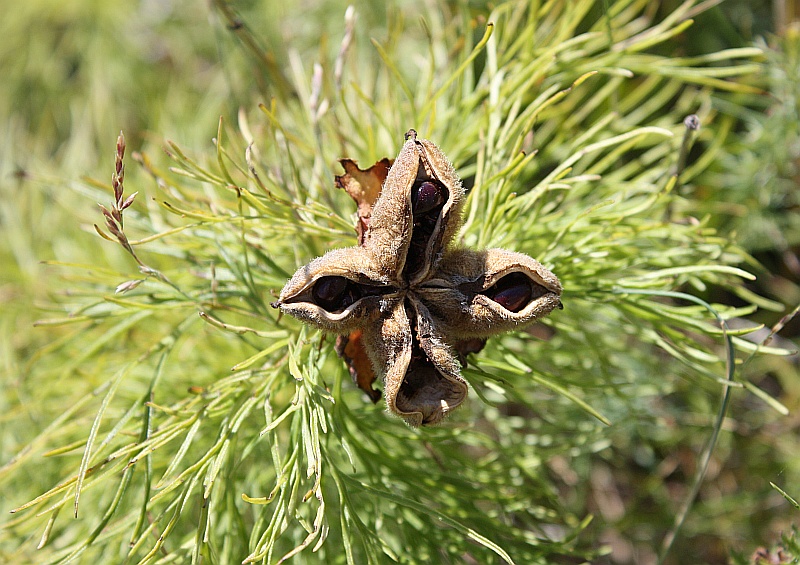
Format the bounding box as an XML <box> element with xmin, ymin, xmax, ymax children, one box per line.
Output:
<box><xmin>272</xmin><ymin>130</ymin><xmax>562</xmax><ymax>426</ymax></box>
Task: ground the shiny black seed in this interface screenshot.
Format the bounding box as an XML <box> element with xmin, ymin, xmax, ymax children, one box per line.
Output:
<box><xmin>483</xmin><ymin>272</ymin><xmax>533</xmax><ymax>313</ymax></box>
<box><xmin>492</xmin><ymin>283</ymin><xmax>532</xmax><ymax>312</ymax></box>
<box><xmin>312</xmin><ymin>276</ymin><xmax>353</xmax><ymax>312</ymax></box>
<box><xmin>411</xmin><ymin>181</ymin><xmax>446</xmax><ymax>215</ymax></box>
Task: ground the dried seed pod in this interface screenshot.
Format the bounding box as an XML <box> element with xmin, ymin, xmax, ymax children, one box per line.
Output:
<box><xmin>402</xmin><ymin>297</ymin><xmax>466</xmax><ymax>425</ymax></box>
<box><xmin>365</xmin><ymin>129</ymin><xmax>464</xmax><ymax>285</ymax></box>
<box><xmin>418</xmin><ymin>248</ymin><xmax>562</xmax><ymax>338</ymax></box>
<box><xmin>362</xmin><ymin>298</ymin><xmax>466</xmax><ymax>426</ymax></box>
<box><xmin>273</xmin><ymin>247</ymin><xmax>398</xmax><ymax>332</ymax></box>
<box><xmin>274</xmin><ymin>130</ymin><xmax>562</xmax><ymax>426</ymax></box>
<box><xmin>360</xmin><ymin>300</ymin><xmax>413</xmax><ymax>418</ymax></box>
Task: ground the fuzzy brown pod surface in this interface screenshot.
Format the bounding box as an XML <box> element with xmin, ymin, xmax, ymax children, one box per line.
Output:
<box><xmin>273</xmin><ymin>130</ymin><xmax>562</xmax><ymax>426</ymax></box>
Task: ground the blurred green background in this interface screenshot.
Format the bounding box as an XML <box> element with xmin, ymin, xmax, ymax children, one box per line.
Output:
<box><xmin>1</xmin><ymin>0</ymin><xmax>798</xmax><ymax>563</ymax></box>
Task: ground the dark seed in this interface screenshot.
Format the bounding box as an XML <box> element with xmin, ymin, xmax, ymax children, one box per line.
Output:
<box><xmin>484</xmin><ymin>272</ymin><xmax>533</xmax><ymax>313</ymax></box>
<box><xmin>491</xmin><ymin>284</ymin><xmax>532</xmax><ymax>312</ymax></box>
<box><xmin>312</xmin><ymin>276</ymin><xmax>353</xmax><ymax>312</ymax></box>
<box><xmin>411</xmin><ymin>181</ymin><xmax>446</xmax><ymax>215</ymax></box>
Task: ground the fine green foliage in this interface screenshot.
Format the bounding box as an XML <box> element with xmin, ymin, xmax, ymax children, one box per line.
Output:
<box><xmin>702</xmin><ymin>26</ymin><xmax>800</xmax><ymax>255</ymax></box>
<box><xmin>1</xmin><ymin>1</ymin><xmax>798</xmax><ymax>564</ymax></box>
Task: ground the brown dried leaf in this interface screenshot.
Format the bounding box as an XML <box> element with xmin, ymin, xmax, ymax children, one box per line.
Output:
<box><xmin>335</xmin><ymin>331</ymin><xmax>381</xmax><ymax>403</ymax></box>
<box><xmin>335</xmin><ymin>158</ymin><xmax>392</xmax><ymax>244</ymax></box>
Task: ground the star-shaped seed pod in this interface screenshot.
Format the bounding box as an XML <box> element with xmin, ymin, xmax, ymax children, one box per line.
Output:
<box><xmin>272</xmin><ymin>130</ymin><xmax>562</xmax><ymax>426</ymax></box>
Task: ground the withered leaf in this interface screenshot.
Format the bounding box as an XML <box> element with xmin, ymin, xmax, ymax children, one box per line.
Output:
<box><xmin>335</xmin><ymin>158</ymin><xmax>392</xmax><ymax>244</ymax></box>
<box><xmin>335</xmin><ymin>331</ymin><xmax>381</xmax><ymax>403</ymax></box>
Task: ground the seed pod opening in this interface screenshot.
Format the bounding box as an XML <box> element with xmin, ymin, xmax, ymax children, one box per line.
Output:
<box><xmin>390</xmin><ymin>298</ymin><xmax>466</xmax><ymax>426</ymax></box>
<box><xmin>418</xmin><ymin>248</ymin><xmax>562</xmax><ymax>338</ymax></box>
<box><xmin>366</xmin><ymin>133</ymin><xmax>465</xmax><ymax>286</ymax></box>
<box><xmin>310</xmin><ymin>276</ymin><xmax>361</xmax><ymax>313</ymax></box>
<box><xmin>403</xmin><ymin>177</ymin><xmax>449</xmax><ymax>281</ymax></box>
<box><xmin>273</xmin><ymin>247</ymin><xmax>397</xmax><ymax>331</ymax></box>
<box><xmin>480</xmin><ymin>271</ymin><xmax>554</xmax><ymax>313</ymax></box>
